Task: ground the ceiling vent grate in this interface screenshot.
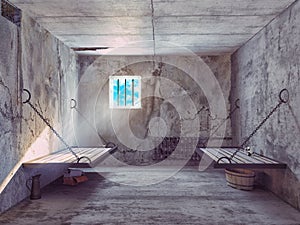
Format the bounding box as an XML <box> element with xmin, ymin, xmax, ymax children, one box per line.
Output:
<box><xmin>1</xmin><ymin>0</ymin><xmax>21</xmax><ymax>26</ymax></box>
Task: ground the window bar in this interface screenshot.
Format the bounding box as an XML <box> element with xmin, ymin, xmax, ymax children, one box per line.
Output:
<box><xmin>125</xmin><ymin>79</ymin><xmax>127</xmax><ymax>106</ymax></box>
<box><xmin>117</xmin><ymin>79</ymin><xmax>120</xmax><ymax>106</ymax></box>
<box><xmin>132</xmin><ymin>79</ymin><xmax>134</xmax><ymax>106</ymax></box>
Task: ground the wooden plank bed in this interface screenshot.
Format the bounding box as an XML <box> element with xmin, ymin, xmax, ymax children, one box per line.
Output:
<box><xmin>23</xmin><ymin>146</ymin><xmax>117</xmax><ymax>168</ymax></box>
<box><xmin>196</xmin><ymin>147</ymin><xmax>287</xmax><ymax>169</ymax></box>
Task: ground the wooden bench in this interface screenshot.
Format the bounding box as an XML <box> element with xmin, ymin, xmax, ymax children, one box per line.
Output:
<box><xmin>196</xmin><ymin>147</ymin><xmax>286</xmax><ymax>169</ymax></box>
<box><xmin>23</xmin><ymin>146</ymin><xmax>117</xmax><ymax>168</ymax></box>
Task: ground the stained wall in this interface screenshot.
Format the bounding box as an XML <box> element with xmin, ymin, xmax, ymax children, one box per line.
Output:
<box><xmin>231</xmin><ymin>0</ymin><xmax>300</xmax><ymax>209</ymax></box>
<box><xmin>0</xmin><ymin>7</ymin><xmax>78</xmax><ymax>213</ymax></box>
<box><xmin>77</xmin><ymin>55</ymin><xmax>232</xmax><ymax>165</ymax></box>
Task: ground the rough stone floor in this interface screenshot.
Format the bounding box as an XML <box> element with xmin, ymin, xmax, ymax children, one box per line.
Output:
<box><xmin>0</xmin><ymin>167</ymin><xmax>299</xmax><ymax>225</ymax></box>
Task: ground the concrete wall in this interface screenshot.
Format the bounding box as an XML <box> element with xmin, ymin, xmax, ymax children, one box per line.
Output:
<box><xmin>231</xmin><ymin>0</ymin><xmax>300</xmax><ymax>209</ymax></box>
<box><xmin>0</xmin><ymin>9</ymin><xmax>20</xmax><ymax>193</ymax></box>
<box><xmin>0</xmin><ymin>9</ymin><xmax>78</xmax><ymax>213</ymax></box>
<box><xmin>77</xmin><ymin>55</ymin><xmax>232</xmax><ymax>165</ymax></box>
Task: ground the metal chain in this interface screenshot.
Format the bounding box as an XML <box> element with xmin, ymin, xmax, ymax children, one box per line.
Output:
<box><xmin>27</xmin><ymin>101</ymin><xmax>79</xmax><ymax>161</ymax></box>
<box><xmin>70</xmin><ymin>99</ymin><xmax>108</xmax><ymax>146</ymax></box>
<box><xmin>209</xmin><ymin>99</ymin><xmax>240</xmax><ymax>138</ymax></box>
<box><xmin>229</xmin><ymin>89</ymin><xmax>289</xmax><ymax>161</ymax></box>
<box><xmin>23</xmin><ymin>89</ymin><xmax>91</xmax><ymax>163</ymax></box>
<box><xmin>240</xmin><ymin>102</ymin><xmax>282</xmax><ymax>148</ymax></box>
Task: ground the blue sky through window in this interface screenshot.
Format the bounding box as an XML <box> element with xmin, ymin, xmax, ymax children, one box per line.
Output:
<box><xmin>126</xmin><ymin>79</ymin><xmax>133</xmax><ymax>106</ymax></box>
<box><xmin>110</xmin><ymin>76</ymin><xmax>141</xmax><ymax>109</ymax></box>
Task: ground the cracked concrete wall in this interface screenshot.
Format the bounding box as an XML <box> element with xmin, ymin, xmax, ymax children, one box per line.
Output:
<box><xmin>231</xmin><ymin>0</ymin><xmax>300</xmax><ymax>209</ymax></box>
<box><xmin>0</xmin><ymin>11</ymin><xmax>77</xmax><ymax>213</ymax></box>
<box><xmin>0</xmin><ymin>13</ymin><xmax>20</xmax><ymax>192</ymax></box>
<box><xmin>21</xmin><ymin>14</ymin><xmax>78</xmax><ymax>150</ymax></box>
<box><xmin>77</xmin><ymin>55</ymin><xmax>231</xmax><ymax>165</ymax></box>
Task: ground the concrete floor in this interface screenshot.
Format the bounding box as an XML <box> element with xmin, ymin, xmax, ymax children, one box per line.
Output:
<box><xmin>0</xmin><ymin>167</ymin><xmax>299</xmax><ymax>225</ymax></box>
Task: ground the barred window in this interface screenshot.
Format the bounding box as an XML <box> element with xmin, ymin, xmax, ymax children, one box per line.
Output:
<box><xmin>109</xmin><ymin>76</ymin><xmax>141</xmax><ymax>109</ymax></box>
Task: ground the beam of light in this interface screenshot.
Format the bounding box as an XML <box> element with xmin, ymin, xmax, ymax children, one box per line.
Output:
<box><xmin>0</xmin><ymin>126</ymin><xmax>58</xmax><ymax>194</ymax></box>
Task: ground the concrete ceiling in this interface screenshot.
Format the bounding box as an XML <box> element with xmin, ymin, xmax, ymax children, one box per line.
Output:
<box><xmin>10</xmin><ymin>0</ymin><xmax>297</xmax><ymax>55</ymax></box>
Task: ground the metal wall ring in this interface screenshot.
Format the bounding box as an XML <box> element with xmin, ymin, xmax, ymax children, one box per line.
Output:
<box><xmin>216</xmin><ymin>156</ymin><xmax>232</xmax><ymax>164</ymax></box>
<box><xmin>279</xmin><ymin>89</ymin><xmax>289</xmax><ymax>103</ymax></box>
<box><xmin>105</xmin><ymin>142</ymin><xmax>116</xmax><ymax>148</ymax></box>
<box><xmin>70</xmin><ymin>99</ymin><xmax>77</xmax><ymax>109</ymax></box>
<box><xmin>77</xmin><ymin>156</ymin><xmax>92</xmax><ymax>164</ymax></box>
<box><xmin>235</xmin><ymin>99</ymin><xmax>240</xmax><ymax>108</ymax></box>
<box><xmin>22</xmin><ymin>89</ymin><xmax>31</xmax><ymax>104</ymax></box>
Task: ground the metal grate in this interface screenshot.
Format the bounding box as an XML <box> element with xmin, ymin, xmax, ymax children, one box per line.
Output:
<box><xmin>1</xmin><ymin>0</ymin><xmax>21</xmax><ymax>26</ymax></box>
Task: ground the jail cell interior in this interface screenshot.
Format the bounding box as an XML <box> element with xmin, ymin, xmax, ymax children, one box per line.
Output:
<box><xmin>0</xmin><ymin>0</ymin><xmax>300</xmax><ymax>223</ymax></box>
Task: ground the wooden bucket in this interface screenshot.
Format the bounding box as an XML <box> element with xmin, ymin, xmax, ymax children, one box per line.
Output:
<box><xmin>225</xmin><ymin>168</ymin><xmax>255</xmax><ymax>191</ymax></box>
